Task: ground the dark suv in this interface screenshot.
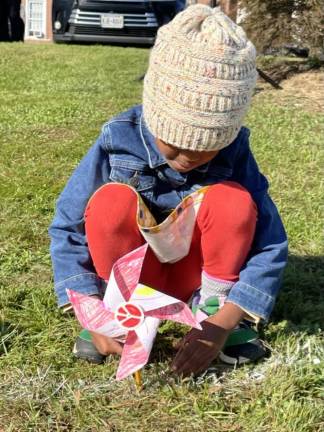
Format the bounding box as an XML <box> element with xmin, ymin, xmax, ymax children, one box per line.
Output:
<box><xmin>52</xmin><ymin>0</ymin><xmax>181</xmax><ymax>45</ymax></box>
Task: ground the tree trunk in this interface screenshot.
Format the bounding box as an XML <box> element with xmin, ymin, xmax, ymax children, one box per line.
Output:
<box><xmin>194</xmin><ymin>0</ymin><xmax>238</xmax><ymax>22</ymax></box>
<box><xmin>218</xmin><ymin>0</ymin><xmax>238</xmax><ymax>22</ymax></box>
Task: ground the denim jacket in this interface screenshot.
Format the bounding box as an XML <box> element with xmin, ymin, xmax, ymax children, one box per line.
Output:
<box><xmin>49</xmin><ymin>105</ymin><xmax>288</xmax><ymax>321</ymax></box>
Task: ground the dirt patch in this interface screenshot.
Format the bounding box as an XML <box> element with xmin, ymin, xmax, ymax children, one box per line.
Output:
<box><xmin>256</xmin><ymin>70</ymin><xmax>324</xmax><ymax>114</ymax></box>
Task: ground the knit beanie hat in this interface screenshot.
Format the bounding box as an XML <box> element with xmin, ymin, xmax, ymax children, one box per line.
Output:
<box><xmin>143</xmin><ymin>5</ymin><xmax>257</xmax><ymax>152</ymax></box>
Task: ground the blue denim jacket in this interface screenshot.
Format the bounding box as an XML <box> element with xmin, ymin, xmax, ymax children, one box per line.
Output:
<box><xmin>49</xmin><ymin>105</ymin><xmax>288</xmax><ymax>321</ymax></box>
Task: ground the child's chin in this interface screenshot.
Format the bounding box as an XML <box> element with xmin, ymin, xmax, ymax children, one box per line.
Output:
<box><xmin>167</xmin><ymin>160</ymin><xmax>195</xmax><ymax>173</ymax></box>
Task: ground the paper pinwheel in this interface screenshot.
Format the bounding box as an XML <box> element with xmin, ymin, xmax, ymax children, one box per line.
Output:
<box><xmin>67</xmin><ymin>244</ymin><xmax>201</xmax><ymax>380</ymax></box>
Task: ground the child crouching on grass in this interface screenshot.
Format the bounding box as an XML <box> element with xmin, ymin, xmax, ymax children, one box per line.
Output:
<box><xmin>49</xmin><ymin>5</ymin><xmax>288</xmax><ymax>377</ymax></box>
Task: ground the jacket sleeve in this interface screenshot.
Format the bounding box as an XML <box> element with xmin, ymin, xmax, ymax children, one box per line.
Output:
<box><xmin>49</xmin><ymin>126</ymin><xmax>111</xmax><ymax>307</ymax></box>
<box><xmin>226</xmin><ymin>129</ymin><xmax>288</xmax><ymax>321</ymax></box>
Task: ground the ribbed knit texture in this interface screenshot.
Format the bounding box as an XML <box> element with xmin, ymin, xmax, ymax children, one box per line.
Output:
<box><xmin>143</xmin><ymin>4</ymin><xmax>257</xmax><ymax>151</ymax></box>
<box><xmin>200</xmin><ymin>271</ymin><xmax>234</xmax><ymax>306</ymax></box>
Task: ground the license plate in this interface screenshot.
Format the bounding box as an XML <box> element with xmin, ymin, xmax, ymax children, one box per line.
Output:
<box><xmin>101</xmin><ymin>14</ymin><xmax>124</xmax><ymax>29</ymax></box>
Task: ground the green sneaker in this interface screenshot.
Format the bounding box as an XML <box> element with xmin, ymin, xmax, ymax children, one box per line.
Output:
<box><xmin>220</xmin><ymin>321</ymin><xmax>267</xmax><ymax>365</ymax></box>
<box><xmin>73</xmin><ymin>329</ymin><xmax>107</xmax><ymax>365</ymax></box>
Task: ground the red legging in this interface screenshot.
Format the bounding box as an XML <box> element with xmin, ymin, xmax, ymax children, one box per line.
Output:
<box><xmin>84</xmin><ymin>182</ymin><xmax>257</xmax><ymax>302</ymax></box>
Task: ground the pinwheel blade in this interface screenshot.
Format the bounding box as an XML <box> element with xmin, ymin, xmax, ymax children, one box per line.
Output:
<box><xmin>116</xmin><ymin>330</ymin><xmax>150</xmax><ymax>381</ymax></box>
<box><xmin>145</xmin><ymin>302</ymin><xmax>202</xmax><ymax>330</ymax></box>
<box><xmin>134</xmin><ymin>315</ymin><xmax>160</xmax><ymax>353</ymax></box>
<box><xmin>67</xmin><ymin>289</ymin><xmax>124</xmax><ymax>339</ymax></box>
<box><xmin>129</xmin><ymin>284</ymin><xmax>179</xmax><ymax>312</ymax></box>
<box><xmin>104</xmin><ymin>244</ymin><xmax>148</xmax><ymax>309</ymax></box>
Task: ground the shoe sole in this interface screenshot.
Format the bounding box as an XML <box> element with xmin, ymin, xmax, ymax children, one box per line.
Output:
<box><xmin>73</xmin><ymin>343</ymin><xmax>106</xmax><ymax>365</ymax></box>
<box><xmin>218</xmin><ymin>350</ymin><xmax>251</xmax><ymax>365</ymax></box>
<box><xmin>219</xmin><ymin>340</ymin><xmax>268</xmax><ymax>366</ymax></box>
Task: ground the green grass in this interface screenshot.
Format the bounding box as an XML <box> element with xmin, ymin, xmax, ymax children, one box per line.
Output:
<box><xmin>0</xmin><ymin>43</ymin><xmax>323</xmax><ymax>432</ymax></box>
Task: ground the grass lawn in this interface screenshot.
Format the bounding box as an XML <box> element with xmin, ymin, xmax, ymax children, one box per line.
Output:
<box><xmin>0</xmin><ymin>43</ymin><xmax>323</xmax><ymax>432</ymax></box>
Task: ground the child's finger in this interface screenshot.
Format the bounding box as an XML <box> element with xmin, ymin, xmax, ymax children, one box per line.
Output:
<box><xmin>174</xmin><ymin>348</ymin><xmax>204</xmax><ymax>376</ymax></box>
<box><xmin>171</xmin><ymin>339</ymin><xmax>197</xmax><ymax>372</ymax></box>
<box><xmin>91</xmin><ymin>332</ymin><xmax>123</xmax><ymax>355</ymax></box>
<box><xmin>110</xmin><ymin>338</ymin><xmax>123</xmax><ymax>355</ymax></box>
<box><xmin>173</xmin><ymin>333</ymin><xmax>192</xmax><ymax>351</ymax></box>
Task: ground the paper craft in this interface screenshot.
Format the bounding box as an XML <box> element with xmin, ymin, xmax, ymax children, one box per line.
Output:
<box><xmin>67</xmin><ymin>244</ymin><xmax>201</xmax><ymax>380</ymax></box>
<box><xmin>136</xmin><ymin>186</ymin><xmax>209</xmax><ymax>263</ymax></box>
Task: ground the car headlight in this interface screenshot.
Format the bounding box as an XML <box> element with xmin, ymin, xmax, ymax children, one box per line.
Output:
<box><xmin>54</xmin><ymin>21</ymin><xmax>62</xmax><ymax>30</ymax></box>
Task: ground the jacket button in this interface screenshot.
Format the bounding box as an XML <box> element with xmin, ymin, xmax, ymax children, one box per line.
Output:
<box><xmin>129</xmin><ymin>172</ymin><xmax>139</xmax><ymax>188</ymax></box>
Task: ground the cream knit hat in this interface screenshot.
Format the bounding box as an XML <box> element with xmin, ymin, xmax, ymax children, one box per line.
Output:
<box><xmin>143</xmin><ymin>5</ymin><xmax>257</xmax><ymax>152</ymax></box>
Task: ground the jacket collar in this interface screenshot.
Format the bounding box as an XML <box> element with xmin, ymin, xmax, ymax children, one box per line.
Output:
<box><xmin>139</xmin><ymin>111</ymin><xmax>166</xmax><ymax>169</ymax></box>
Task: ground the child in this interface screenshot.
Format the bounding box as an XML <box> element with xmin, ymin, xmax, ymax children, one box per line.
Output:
<box><xmin>49</xmin><ymin>5</ymin><xmax>288</xmax><ymax>377</ymax></box>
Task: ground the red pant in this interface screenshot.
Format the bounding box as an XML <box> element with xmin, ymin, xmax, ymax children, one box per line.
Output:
<box><xmin>84</xmin><ymin>182</ymin><xmax>257</xmax><ymax>302</ymax></box>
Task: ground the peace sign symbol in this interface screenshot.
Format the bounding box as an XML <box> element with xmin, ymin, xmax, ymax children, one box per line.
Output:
<box><xmin>115</xmin><ymin>302</ymin><xmax>145</xmax><ymax>330</ymax></box>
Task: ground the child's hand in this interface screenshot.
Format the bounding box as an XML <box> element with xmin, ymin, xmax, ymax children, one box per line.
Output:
<box><xmin>171</xmin><ymin>303</ymin><xmax>245</xmax><ymax>377</ymax></box>
<box><xmin>76</xmin><ymin>294</ymin><xmax>123</xmax><ymax>356</ymax></box>
<box><xmin>90</xmin><ymin>331</ymin><xmax>123</xmax><ymax>356</ymax></box>
<box><xmin>171</xmin><ymin>320</ymin><xmax>230</xmax><ymax>376</ymax></box>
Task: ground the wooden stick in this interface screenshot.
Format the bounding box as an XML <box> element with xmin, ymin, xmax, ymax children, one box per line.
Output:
<box><xmin>134</xmin><ymin>370</ymin><xmax>143</xmax><ymax>390</ymax></box>
<box><xmin>257</xmin><ymin>68</ymin><xmax>283</xmax><ymax>90</ymax></box>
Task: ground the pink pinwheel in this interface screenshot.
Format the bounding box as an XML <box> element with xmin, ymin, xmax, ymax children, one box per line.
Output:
<box><xmin>67</xmin><ymin>244</ymin><xmax>201</xmax><ymax>380</ymax></box>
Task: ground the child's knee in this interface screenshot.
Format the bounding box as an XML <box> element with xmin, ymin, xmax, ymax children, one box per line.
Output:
<box><xmin>86</xmin><ymin>182</ymin><xmax>137</xmax><ymax>212</ymax></box>
<box><xmin>199</xmin><ymin>181</ymin><xmax>257</xmax><ymax>232</ymax></box>
<box><xmin>85</xmin><ymin>183</ymin><xmax>138</xmax><ymax>227</ymax></box>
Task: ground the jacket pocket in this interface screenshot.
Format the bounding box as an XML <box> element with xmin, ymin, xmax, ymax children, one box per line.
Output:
<box><xmin>109</xmin><ymin>165</ymin><xmax>156</xmax><ymax>192</ymax></box>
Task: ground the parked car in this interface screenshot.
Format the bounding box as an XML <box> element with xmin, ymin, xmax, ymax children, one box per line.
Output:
<box><xmin>52</xmin><ymin>0</ymin><xmax>183</xmax><ymax>45</ymax></box>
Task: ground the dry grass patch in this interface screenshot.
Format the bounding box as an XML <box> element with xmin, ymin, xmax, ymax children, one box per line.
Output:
<box><xmin>256</xmin><ymin>71</ymin><xmax>324</xmax><ymax>114</ymax></box>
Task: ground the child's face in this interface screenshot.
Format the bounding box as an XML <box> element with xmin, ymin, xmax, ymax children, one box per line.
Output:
<box><xmin>155</xmin><ymin>138</ymin><xmax>219</xmax><ymax>173</ymax></box>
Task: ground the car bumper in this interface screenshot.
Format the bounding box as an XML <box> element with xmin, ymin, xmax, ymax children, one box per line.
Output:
<box><xmin>54</xmin><ymin>32</ymin><xmax>155</xmax><ymax>44</ymax></box>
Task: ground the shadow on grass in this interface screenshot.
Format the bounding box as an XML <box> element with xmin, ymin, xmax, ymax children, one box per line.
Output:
<box><xmin>271</xmin><ymin>254</ymin><xmax>324</xmax><ymax>330</ymax></box>
<box><xmin>152</xmin><ymin>254</ymin><xmax>324</xmax><ymax>363</ymax></box>
<box><xmin>0</xmin><ymin>321</ymin><xmax>16</xmax><ymax>355</ymax></box>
